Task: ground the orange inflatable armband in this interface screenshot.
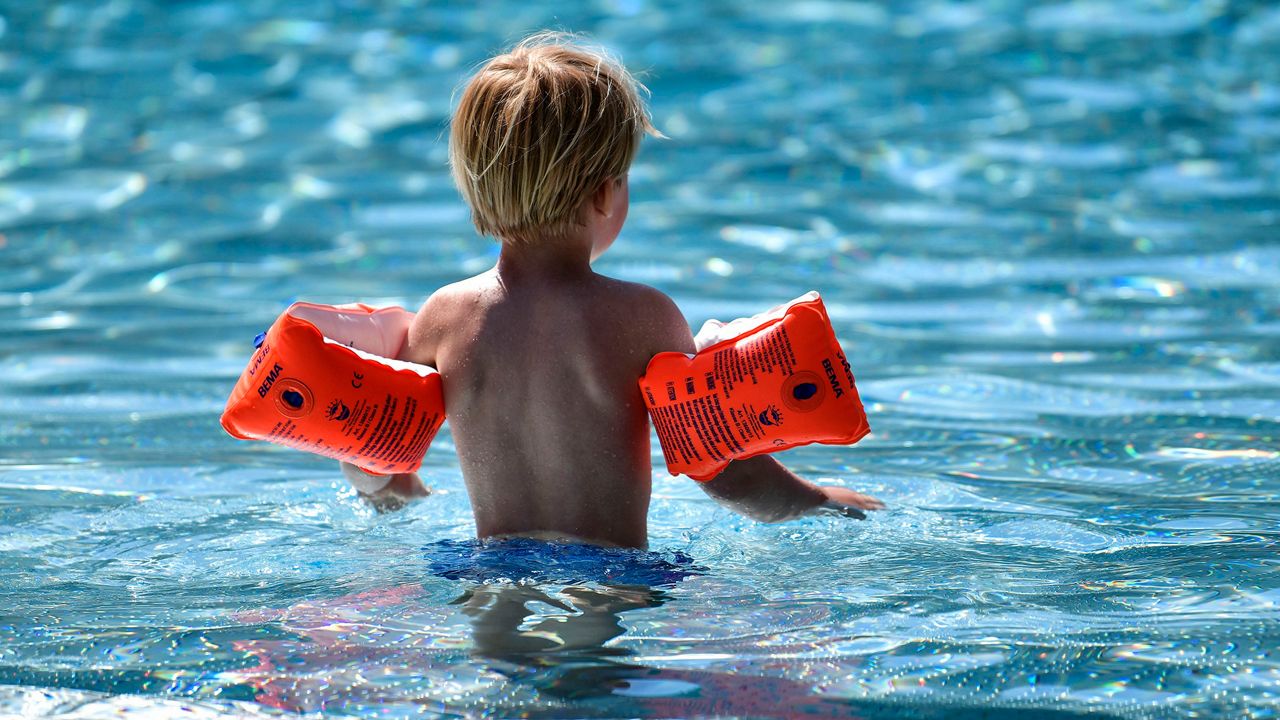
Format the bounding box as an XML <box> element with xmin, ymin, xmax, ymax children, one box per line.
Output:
<box><xmin>640</xmin><ymin>292</ymin><xmax>869</xmax><ymax>481</ymax></box>
<box><xmin>221</xmin><ymin>303</ymin><xmax>445</xmax><ymax>475</ymax></box>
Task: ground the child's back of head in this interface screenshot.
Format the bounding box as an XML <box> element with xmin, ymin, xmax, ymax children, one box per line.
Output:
<box><xmin>449</xmin><ymin>32</ymin><xmax>659</xmax><ymax>243</ymax></box>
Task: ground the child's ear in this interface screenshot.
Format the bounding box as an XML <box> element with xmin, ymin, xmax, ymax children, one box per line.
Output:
<box><xmin>591</xmin><ymin>177</ymin><xmax>616</xmax><ymax>218</ymax></box>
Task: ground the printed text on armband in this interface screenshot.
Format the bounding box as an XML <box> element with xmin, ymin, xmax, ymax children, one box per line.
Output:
<box><xmin>683</xmin><ymin>398</ymin><xmax>726</xmax><ymax>463</ymax></box>
<box><xmin>669</xmin><ymin>403</ymin><xmax>705</xmax><ymax>463</ymax></box>
<box><xmin>778</xmin><ymin>327</ymin><xmax>797</xmax><ymax>368</ymax></box>
<box><xmin>357</xmin><ymin>395</ymin><xmax>397</xmax><ymax>460</ymax></box>
<box><xmin>651</xmin><ymin>409</ymin><xmax>681</xmax><ymax>465</ymax></box>
<box><xmin>704</xmin><ymin>395</ymin><xmax>743</xmax><ymax>455</ymax></box>
<box><xmin>692</xmin><ymin>396</ymin><xmax>731</xmax><ymax>461</ymax></box>
<box><xmin>727</xmin><ymin>406</ymin><xmax>748</xmax><ymax>445</ymax></box>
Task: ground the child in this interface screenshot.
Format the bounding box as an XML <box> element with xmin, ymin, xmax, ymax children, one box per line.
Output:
<box><xmin>343</xmin><ymin>33</ymin><xmax>882</xmax><ymax>547</ymax></box>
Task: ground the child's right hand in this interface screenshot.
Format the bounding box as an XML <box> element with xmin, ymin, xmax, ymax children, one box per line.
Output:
<box><xmin>359</xmin><ymin>472</ymin><xmax>429</xmax><ymax>513</ymax></box>
<box><xmin>817</xmin><ymin>486</ymin><xmax>884</xmax><ymax>520</ymax></box>
<box><xmin>341</xmin><ymin>462</ymin><xmax>429</xmax><ymax>512</ymax></box>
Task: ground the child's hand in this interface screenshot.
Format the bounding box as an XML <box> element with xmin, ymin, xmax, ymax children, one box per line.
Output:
<box><xmin>359</xmin><ymin>472</ymin><xmax>430</xmax><ymax>513</ymax></box>
<box><xmin>817</xmin><ymin>486</ymin><xmax>884</xmax><ymax>520</ymax></box>
<box><xmin>341</xmin><ymin>463</ymin><xmax>429</xmax><ymax>512</ymax></box>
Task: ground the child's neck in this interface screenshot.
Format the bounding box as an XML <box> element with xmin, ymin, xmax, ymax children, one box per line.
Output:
<box><xmin>495</xmin><ymin>229</ymin><xmax>597</xmax><ymax>282</ymax></box>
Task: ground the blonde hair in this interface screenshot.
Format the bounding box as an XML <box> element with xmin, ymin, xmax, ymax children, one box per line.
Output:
<box><xmin>449</xmin><ymin>32</ymin><xmax>660</xmax><ymax>242</ymax></box>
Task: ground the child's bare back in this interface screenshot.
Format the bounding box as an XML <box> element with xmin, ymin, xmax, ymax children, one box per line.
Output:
<box><xmin>402</xmin><ymin>263</ymin><xmax>691</xmax><ymax>548</ymax></box>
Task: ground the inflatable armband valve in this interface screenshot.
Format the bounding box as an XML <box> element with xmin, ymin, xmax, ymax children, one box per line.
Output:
<box><xmin>221</xmin><ymin>303</ymin><xmax>445</xmax><ymax>475</ymax></box>
<box><xmin>639</xmin><ymin>292</ymin><xmax>869</xmax><ymax>481</ymax></box>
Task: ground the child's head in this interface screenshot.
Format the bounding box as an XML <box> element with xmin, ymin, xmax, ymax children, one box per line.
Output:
<box><xmin>449</xmin><ymin>32</ymin><xmax>659</xmax><ymax>243</ymax></box>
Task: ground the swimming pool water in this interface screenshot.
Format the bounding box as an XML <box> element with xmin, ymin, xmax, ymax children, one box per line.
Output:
<box><xmin>2</xmin><ymin>0</ymin><xmax>1279</xmax><ymax>717</ymax></box>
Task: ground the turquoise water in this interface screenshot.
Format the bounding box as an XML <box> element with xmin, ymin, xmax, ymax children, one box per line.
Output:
<box><xmin>3</xmin><ymin>0</ymin><xmax>1280</xmax><ymax>717</ymax></box>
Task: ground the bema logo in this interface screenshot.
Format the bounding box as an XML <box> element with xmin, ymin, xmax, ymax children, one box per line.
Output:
<box><xmin>257</xmin><ymin>363</ymin><xmax>284</xmax><ymax>397</ymax></box>
<box><xmin>821</xmin><ymin>359</ymin><xmax>844</xmax><ymax>398</ymax></box>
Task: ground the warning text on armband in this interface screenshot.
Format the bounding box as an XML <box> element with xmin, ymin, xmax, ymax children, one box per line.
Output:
<box><xmin>648</xmin><ymin>394</ymin><xmax>746</xmax><ymax>468</ymax></box>
<box><xmin>711</xmin><ymin>326</ymin><xmax>796</xmax><ymax>397</ymax></box>
<box><xmin>264</xmin><ymin>391</ymin><xmax>440</xmax><ymax>470</ymax></box>
<box><xmin>646</xmin><ymin>325</ymin><xmax>801</xmax><ymax>471</ymax></box>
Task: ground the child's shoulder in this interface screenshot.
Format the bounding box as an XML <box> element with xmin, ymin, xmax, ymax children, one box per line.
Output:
<box><xmin>593</xmin><ymin>274</ymin><xmax>681</xmax><ymax>315</ymax></box>
<box><xmin>402</xmin><ymin>273</ymin><xmax>496</xmax><ymax>364</ymax></box>
<box><xmin>591</xmin><ymin>275</ymin><xmax>694</xmax><ymax>355</ymax></box>
<box><xmin>415</xmin><ymin>272</ymin><xmax>495</xmax><ymax>314</ymax></box>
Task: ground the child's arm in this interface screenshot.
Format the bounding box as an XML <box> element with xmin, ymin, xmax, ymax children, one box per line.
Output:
<box><xmin>338</xmin><ymin>291</ymin><xmax>453</xmax><ymax>510</ymax></box>
<box><xmin>644</xmin><ymin>289</ymin><xmax>883</xmax><ymax>522</ymax></box>
<box><xmin>701</xmin><ymin>456</ymin><xmax>883</xmax><ymax>521</ymax></box>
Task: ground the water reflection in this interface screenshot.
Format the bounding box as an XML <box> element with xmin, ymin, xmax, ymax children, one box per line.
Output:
<box><xmin>456</xmin><ymin>583</ymin><xmax>662</xmax><ymax>661</ymax></box>
<box><xmin>236</xmin><ymin>576</ymin><xmax>1121</xmax><ymax>719</ymax></box>
<box><xmin>229</xmin><ymin>538</ymin><xmax>1122</xmax><ymax>718</ymax></box>
<box><xmin>462</xmin><ymin>583</ymin><xmax>978</xmax><ymax>718</ymax></box>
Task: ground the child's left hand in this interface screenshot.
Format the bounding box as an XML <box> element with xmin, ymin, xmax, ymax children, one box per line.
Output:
<box><xmin>817</xmin><ymin>486</ymin><xmax>884</xmax><ymax>520</ymax></box>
